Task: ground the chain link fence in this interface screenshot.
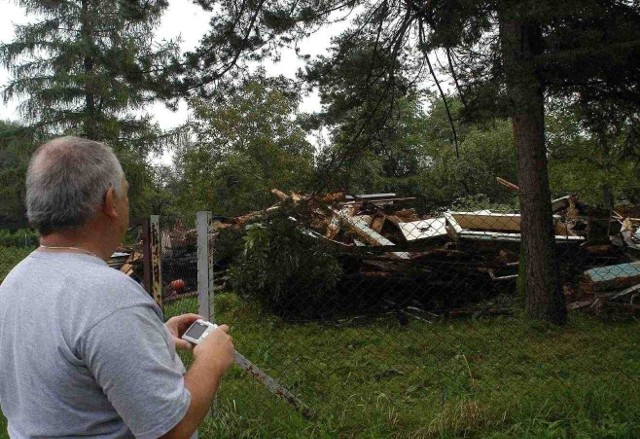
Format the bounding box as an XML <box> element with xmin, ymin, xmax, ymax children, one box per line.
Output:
<box><xmin>1</xmin><ymin>186</ymin><xmax>639</xmax><ymax>437</ymax></box>
<box><xmin>160</xmin><ymin>216</ymin><xmax>199</xmax><ymax>318</ymax></box>
<box><xmin>154</xmin><ymin>187</ymin><xmax>640</xmax><ymax>438</ymax></box>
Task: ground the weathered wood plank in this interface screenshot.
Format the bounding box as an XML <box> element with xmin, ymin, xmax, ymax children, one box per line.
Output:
<box><xmin>583</xmin><ymin>261</ymin><xmax>640</xmax><ymax>292</ymax></box>
<box><xmin>333</xmin><ymin>208</ymin><xmax>410</xmax><ymax>260</ymax></box>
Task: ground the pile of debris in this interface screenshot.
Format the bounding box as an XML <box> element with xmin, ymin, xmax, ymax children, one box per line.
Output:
<box><xmin>205</xmin><ymin>188</ymin><xmax>580</xmax><ymax>311</ymax></box>
<box><xmin>108</xmin><ymin>248</ymin><xmax>143</xmax><ymax>279</ymax></box>
<box><xmin>117</xmin><ymin>178</ymin><xmax>640</xmax><ymax>317</ymax></box>
<box><xmin>211</xmin><ymin>185</ymin><xmax>640</xmax><ymax>316</ymax></box>
<box><xmin>548</xmin><ymin>195</ymin><xmax>640</xmax><ymax>317</ymax></box>
<box><xmin>567</xmin><ymin>253</ymin><xmax>640</xmax><ymax>318</ymax></box>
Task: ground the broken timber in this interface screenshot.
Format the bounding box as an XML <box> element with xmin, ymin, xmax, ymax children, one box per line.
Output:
<box><xmin>580</xmin><ymin>261</ymin><xmax>640</xmax><ymax>294</ymax></box>
<box><xmin>332</xmin><ymin>207</ymin><xmax>410</xmax><ymax>260</ymax></box>
<box><xmin>444</xmin><ymin>211</ymin><xmax>583</xmax><ymax>243</ymax></box>
<box><xmin>496</xmin><ymin>177</ymin><xmax>519</xmax><ymax>192</ymax></box>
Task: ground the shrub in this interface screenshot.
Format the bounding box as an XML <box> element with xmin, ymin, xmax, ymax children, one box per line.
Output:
<box><xmin>0</xmin><ymin>229</ymin><xmax>38</xmax><ymax>247</ymax></box>
<box><xmin>229</xmin><ymin>209</ymin><xmax>343</xmax><ymax>319</ymax></box>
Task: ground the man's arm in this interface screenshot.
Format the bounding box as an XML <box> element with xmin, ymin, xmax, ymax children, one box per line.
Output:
<box><xmin>161</xmin><ymin>325</ymin><xmax>235</xmax><ymax>438</ymax></box>
<box><xmin>80</xmin><ymin>307</ymin><xmax>234</xmax><ymax>439</ymax></box>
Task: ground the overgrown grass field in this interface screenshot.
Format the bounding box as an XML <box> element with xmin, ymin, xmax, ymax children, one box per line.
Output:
<box><xmin>166</xmin><ymin>296</ymin><xmax>640</xmax><ymax>438</ymax></box>
<box><xmin>1</xmin><ymin>248</ymin><xmax>639</xmax><ymax>438</ymax></box>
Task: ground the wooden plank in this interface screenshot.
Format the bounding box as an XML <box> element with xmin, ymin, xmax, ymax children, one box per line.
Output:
<box><xmin>583</xmin><ymin>261</ymin><xmax>640</xmax><ymax>292</ymax></box>
<box><xmin>345</xmin><ymin>193</ymin><xmax>396</xmax><ymax>200</ymax></box>
<box><xmin>233</xmin><ymin>351</ymin><xmax>313</xmax><ymax>419</ymax></box>
<box><xmin>353</xmin><ymin>215</ymin><xmax>373</xmax><ymax>226</ymax></box>
<box><xmin>370</xmin><ymin>215</ymin><xmax>386</xmax><ymax>233</ymax></box>
<box><xmin>609</xmin><ymin>283</ymin><xmax>640</xmax><ymax>301</ymax></box>
<box><xmin>340</xmin><ymin>197</ymin><xmax>417</xmax><ymax>205</ymax></box>
<box><xmin>458</xmin><ymin>230</ymin><xmax>583</xmax><ymax>243</ymax></box>
<box><xmin>333</xmin><ymin>208</ymin><xmax>410</xmax><ymax>260</ymax></box>
<box><xmin>452</xmin><ymin>212</ymin><xmax>522</xmax><ymax>232</ymax></box>
<box><xmin>444</xmin><ymin>212</ymin><xmax>463</xmax><ymax>236</ymax></box>
<box><xmin>398</xmin><ymin>218</ymin><xmax>447</xmax><ymax>241</ymax></box>
<box><xmin>443</xmin><ymin>212</ymin><xmax>460</xmax><ymax>241</ymax></box>
<box><xmin>496</xmin><ymin>177</ymin><xmax>519</xmax><ymax>192</ymax></box>
<box><xmin>444</xmin><ymin>211</ymin><xmax>582</xmax><ymax>243</ymax></box>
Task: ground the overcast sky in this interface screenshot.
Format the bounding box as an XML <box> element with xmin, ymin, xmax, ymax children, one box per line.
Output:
<box><xmin>0</xmin><ymin>0</ymin><xmax>337</xmax><ymax>129</ymax></box>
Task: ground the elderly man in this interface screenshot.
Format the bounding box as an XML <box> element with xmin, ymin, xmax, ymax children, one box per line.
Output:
<box><xmin>0</xmin><ymin>137</ymin><xmax>234</xmax><ymax>438</ymax></box>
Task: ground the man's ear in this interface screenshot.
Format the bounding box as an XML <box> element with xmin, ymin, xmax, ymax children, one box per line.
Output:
<box><xmin>102</xmin><ymin>187</ymin><xmax>119</xmax><ymax>219</ymax></box>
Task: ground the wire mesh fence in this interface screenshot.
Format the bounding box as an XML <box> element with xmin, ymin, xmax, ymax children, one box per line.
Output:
<box><xmin>154</xmin><ymin>188</ymin><xmax>640</xmax><ymax>437</ymax></box>
<box><xmin>2</xmin><ymin>186</ymin><xmax>640</xmax><ymax>436</ymax></box>
<box><xmin>160</xmin><ymin>216</ymin><xmax>199</xmax><ymax>317</ymax></box>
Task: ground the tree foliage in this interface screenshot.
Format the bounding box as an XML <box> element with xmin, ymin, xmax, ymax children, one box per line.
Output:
<box><xmin>175</xmin><ymin>75</ymin><xmax>315</xmax><ymax>216</ymax></box>
<box><xmin>547</xmin><ymin>103</ymin><xmax>640</xmax><ymax>206</ymax></box>
<box><xmin>0</xmin><ymin>121</ymin><xmax>37</xmax><ymax>229</ymax></box>
<box><xmin>229</xmin><ymin>207</ymin><xmax>343</xmax><ymax>318</ymax></box>
<box><xmin>0</xmin><ymin>0</ymin><xmax>180</xmax><ymax>218</ymax></box>
<box><xmin>1</xmin><ymin>0</ymin><xmax>176</xmax><ymax>147</ymax></box>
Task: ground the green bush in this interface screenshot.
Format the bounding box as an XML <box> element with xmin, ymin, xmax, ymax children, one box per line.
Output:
<box><xmin>229</xmin><ymin>209</ymin><xmax>343</xmax><ymax>318</ymax></box>
<box><xmin>0</xmin><ymin>229</ymin><xmax>38</xmax><ymax>247</ymax></box>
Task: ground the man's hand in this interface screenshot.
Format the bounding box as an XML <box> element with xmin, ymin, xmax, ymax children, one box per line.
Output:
<box><xmin>194</xmin><ymin>324</ymin><xmax>235</xmax><ymax>374</ymax></box>
<box><xmin>160</xmin><ymin>324</ymin><xmax>234</xmax><ymax>438</ymax></box>
<box><xmin>165</xmin><ymin>313</ymin><xmax>202</xmax><ymax>350</ymax></box>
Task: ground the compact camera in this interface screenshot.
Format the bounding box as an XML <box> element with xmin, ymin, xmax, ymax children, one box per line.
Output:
<box><xmin>181</xmin><ymin>319</ymin><xmax>219</xmax><ymax>345</ymax></box>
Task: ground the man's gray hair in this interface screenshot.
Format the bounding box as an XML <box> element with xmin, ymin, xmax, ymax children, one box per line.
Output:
<box><xmin>26</xmin><ymin>136</ymin><xmax>125</xmax><ymax>235</ymax></box>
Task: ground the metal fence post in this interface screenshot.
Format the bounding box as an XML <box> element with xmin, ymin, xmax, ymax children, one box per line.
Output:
<box><xmin>197</xmin><ymin>211</ymin><xmax>214</xmax><ymax>321</ymax></box>
<box><xmin>150</xmin><ymin>215</ymin><xmax>163</xmax><ymax>311</ymax></box>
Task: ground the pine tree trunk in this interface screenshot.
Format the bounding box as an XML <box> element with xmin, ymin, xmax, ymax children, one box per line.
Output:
<box><xmin>501</xmin><ymin>13</ymin><xmax>567</xmax><ymax>324</ymax></box>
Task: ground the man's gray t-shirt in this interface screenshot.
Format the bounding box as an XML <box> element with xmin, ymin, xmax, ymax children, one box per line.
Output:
<box><xmin>0</xmin><ymin>251</ymin><xmax>191</xmax><ymax>438</ymax></box>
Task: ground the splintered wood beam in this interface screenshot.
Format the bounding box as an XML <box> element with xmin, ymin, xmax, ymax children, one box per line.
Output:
<box><xmin>496</xmin><ymin>177</ymin><xmax>519</xmax><ymax>192</ymax></box>
<box><xmin>271</xmin><ymin>188</ymin><xmax>289</xmax><ymax>201</ymax></box>
<box><xmin>333</xmin><ymin>208</ymin><xmax>410</xmax><ymax>260</ymax></box>
<box><xmin>233</xmin><ymin>351</ymin><xmax>314</xmax><ymax>419</ymax></box>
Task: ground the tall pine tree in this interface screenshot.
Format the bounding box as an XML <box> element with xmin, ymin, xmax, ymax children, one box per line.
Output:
<box><xmin>0</xmin><ymin>0</ymin><xmax>177</xmax><ymax>155</ymax></box>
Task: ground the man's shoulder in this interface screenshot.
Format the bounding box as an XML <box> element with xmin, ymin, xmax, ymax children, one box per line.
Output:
<box><xmin>70</xmin><ymin>257</ymin><xmax>153</xmax><ymax>306</ymax></box>
<box><xmin>2</xmin><ymin>251</ymin><xmax>153</xmax><ymax>309</ymax></box>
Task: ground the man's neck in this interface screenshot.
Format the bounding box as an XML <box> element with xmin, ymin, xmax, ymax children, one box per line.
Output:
<box><xmin>39</xmin><ymin>230</ymin><xmax>113</xmax><ymax>262</ymax></box>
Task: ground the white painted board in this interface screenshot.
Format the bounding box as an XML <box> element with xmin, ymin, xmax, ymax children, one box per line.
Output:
<box><xmin>398</xmin><ymin>218</ymin><xmax>448</xmax><ymax>241</ymax></box>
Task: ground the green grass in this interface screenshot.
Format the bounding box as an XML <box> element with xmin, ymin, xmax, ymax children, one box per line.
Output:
<box><xmin>163</xmin><ymin>295</ymin><xmax>640</xmax><ymax>438</ymax></box>
<box><xmin>2</xmin><ymin>248</ymin><xmax>640</xmax><ymax>438</ymax></box>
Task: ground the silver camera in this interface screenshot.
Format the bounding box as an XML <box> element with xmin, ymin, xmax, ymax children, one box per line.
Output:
<box><xmin>181</xmin><ymin>319</ymin><xmax>219</xmax><ymax>345</ymax></box>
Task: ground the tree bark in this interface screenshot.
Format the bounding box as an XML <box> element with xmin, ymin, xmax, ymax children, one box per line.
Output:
<box><xmin>500</xmin><ymin>10</ymin><xmax>567</xmax><ymax>324</ymax></box>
